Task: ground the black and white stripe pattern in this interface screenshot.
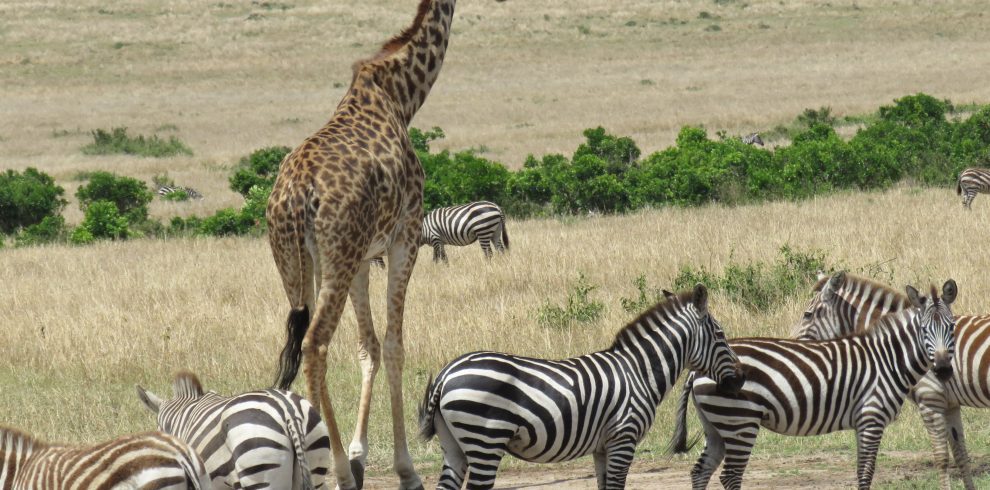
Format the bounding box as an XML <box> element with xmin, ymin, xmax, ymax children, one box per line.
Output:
<box><xmin>0</xmin><ymin>425</ymin><xmax>210</xmax><ymax>489</ymax></box>
<box><xmin>421</xmin><ymin>201</ymin><xmax>509</xmax><ymax>263</ymax></box>
<box><xmin>956</xmin><ymin>168</ymin><xmax>990</xmax><ymax>209</ymax></box>
<box><xmin>794</xmin><ymin>272</ymin><xmax>988</xmax><ymax>490</ymax></box>
<box><xmin>419</xmin><ymin>285</ymin><xmax>745</xmax><ymax>489</ymax></box>
<box><xmin>158</xmin><ymin>184</ymin><xmax>204</xmax><ymax>200</ymax></box>
<box><xmin>742</xmin><ymin>132</ymin><xmax>764</xmax><ymax>146</ymax></box>
<box><xmin>674</xmin><ymin>280</ymin><xmax>957</xmax><ymax>490</ymax></box>
<box><xmin>137</xmin><ymin>371</ymin><xmax>331</xmax><ymax>489</ymax></box>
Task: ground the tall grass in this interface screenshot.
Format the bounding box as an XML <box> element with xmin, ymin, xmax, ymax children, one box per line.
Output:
<box><xmin>3</xmin><ymin>186</ymin><xmax>990</xmax><ymax>487</ymax></box>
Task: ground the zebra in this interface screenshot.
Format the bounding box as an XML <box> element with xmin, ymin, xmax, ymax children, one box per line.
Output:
<box><xmin>421</xmin><ymin>201</ymin><xmax>509</xmax><ymax>264</ymax></box>
<box><xmin>418</xmin><ymin>284</ymin><xmax>745</xmax><ymax>489</ymax></box>
<box><xmin>136</xmin><ymin>370</ymin><xmax>332</xmax><ymax>489</ymax></box>
<box><xmin>956</xmin><ymin>167</ymin><xmax>990</xmax><ymax>209</ymax></box>
<box><xmin>0</xmin><ymin>425</ymin><xmax>210</xmax><ymax>489</ymax></box>
<box><xmin>793</xmin><ymin>271</ymin><xmax>987</xmax><ymax>490</ymax></box>
<box><xmin>742</xmin><ymin>132</ymin><xmax>764</xmax><ymax>146</ymax></box>
<box><xmin>158</xmin><ymin>184</ymin><xmax>204</xmax><ymax>200</ymax></box>
<box><xmin>672</xmin><ymin>279</ymin><xmax>957</xmax><ymax>490</ymax></box>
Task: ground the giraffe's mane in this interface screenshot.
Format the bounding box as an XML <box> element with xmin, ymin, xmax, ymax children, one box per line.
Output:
<box><xmin>363</xmin><ymin>0</ymin><xmax>434</xmax><ymax>65</ymax></box>
<box><xmin>611</xmin><ymin>290</ymin><xmax>697</xmax><ymax>348</ymax></box>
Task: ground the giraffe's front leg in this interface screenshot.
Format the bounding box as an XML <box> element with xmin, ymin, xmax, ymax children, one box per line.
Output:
<box><xmin>385</xmin><ymin>239</ymin><xmax>424</xmax><ymax>490</ymax></box>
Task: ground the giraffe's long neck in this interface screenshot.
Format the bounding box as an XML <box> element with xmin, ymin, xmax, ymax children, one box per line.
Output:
<box><xmin>363</xmin><ymin>0</ymin><xmax>457</xmax><ymax>125</ymax></box>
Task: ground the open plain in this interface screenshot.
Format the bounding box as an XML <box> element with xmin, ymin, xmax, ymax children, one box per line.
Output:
<box><xmin>3</xmin><ymin>0</ymin><xmax>990</xmax><ymax>488</ymax></box>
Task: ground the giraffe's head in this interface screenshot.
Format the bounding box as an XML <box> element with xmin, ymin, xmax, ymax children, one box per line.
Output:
<box><xmin>136</xmin><ymin>370</ymin><xmax>208</xmax><ymax>434</ymax></box>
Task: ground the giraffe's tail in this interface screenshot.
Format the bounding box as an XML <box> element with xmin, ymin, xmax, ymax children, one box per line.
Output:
<box><xmin>274</xmin><ymin>306</ymin><xmax>310</xmax><ymax>390</ymax></box>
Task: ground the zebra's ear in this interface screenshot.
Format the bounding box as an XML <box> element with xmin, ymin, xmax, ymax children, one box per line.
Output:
<box><xmin>906</xmin><ymin>285</ymin><xmax>926</xmax><ymax>308</ymax></box>
<box><xmin>942</xmin><ymin>279</ymin><xmax>958</xmax><ymax>305</ymax></box>
<box><xmin>661</xmin><ymin>289</ymin><xmax>677</xmax><ymax>300</ymax></box>
<box><xmin>692</xmin><ymin>283</ymin><xmax>709</xmax><ymax>316</ymax></box>
<box><xmin>136</xmin><ymin>385</ymin><xmax>162</xmax><ymax>413</ymax></box>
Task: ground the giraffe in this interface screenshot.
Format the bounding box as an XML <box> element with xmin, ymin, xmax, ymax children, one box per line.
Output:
<box><xmin>266</xmin><ymin>1</ymin><xmax>503</xmax><ymax>489</ymax></box>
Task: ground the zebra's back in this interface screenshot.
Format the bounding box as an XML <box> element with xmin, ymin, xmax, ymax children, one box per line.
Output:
<box><xmin>424</xmin><ymin>201</ymin><xmax>504</xmax><ymax>246</ymax></box>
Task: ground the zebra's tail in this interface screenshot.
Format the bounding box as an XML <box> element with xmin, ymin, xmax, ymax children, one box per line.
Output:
<box><xmin>178</xmin><ymin>449</ymin><xmax>209</xmax><ymax>490</ymax></box>
<box><xmin>284</xmin><ymin>410</ymin><xmax>316</xmax><ymax>490</ymax></box>
<box><xmin>667</xmin><ymin>372</ymin><xmax>701</xmax><ymax>454</ymax></box>
<box><xmin>957</xmin><ymin>179</ymin><xmax>963</xmax><ymax>195</ymax></box>
<box><xmin>418</xmin><ymin>373</ymin><xmax>442</xmax><ymax>441</ymax></box>
<box><xmin>500</xmin><ymin>215</ymin><xmax>510</xmax><ymax>251</ymax></box>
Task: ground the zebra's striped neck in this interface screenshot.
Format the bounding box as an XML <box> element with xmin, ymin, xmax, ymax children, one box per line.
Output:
<box><xmin>609</xmin><ymin>304</ymin><xmax>691</xmax><ymax>404</ymax></box>
<box><xmin>861</xmin><ymin>309</ymin><xmax>930</xmax><ymax>383</ymax></box>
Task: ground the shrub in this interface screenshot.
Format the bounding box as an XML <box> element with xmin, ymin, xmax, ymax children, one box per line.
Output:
<box><xmin>537</xmin><ymin>273</ymin><xmax>605</xmax><ymax>329</ymax></box>
<box><xmin>241</xmin><ymin>184</ymin><xmax>271</xmax><ymax>229</ymax></box>
<box><xmin>229</xmin><ymin>146</ymin><xmax>291</xmax><ymax>196</ymax></box>
<box><xmin>197</xmin><ymin>208</ymin><xmax>256</xmax><ymax>237</ymax></box>
<box><xmin>15</xmin><ymin>215</ymin><xmax>66</xmax><ymax>247</ymax></box>
<box><xmin>69</xmin><ymin>226</ymin><xmax>95</xmax><ymax>245</ymax></box>
<box><xmin>160</xmin><ymin>188</ymin><xmax>190</xmax><ymax>201</ymax></box>
<box><xmin>422</xmin><ymin>149</ymin><xmax>510</xmax><ymax>211</ymax></box>
<box><xmin>619</xmin><ymin>274</ymin><xmax>666</xmax><ymax>314</ymax></box>
<box><xmin>410</xmin><ymin>126</ymin><xmax>445</xmax><ymax>153</ymax></box>
<box><xmin>79</xmin><ymin>200</ymin><xmax>130</xmax><ymax>240</ymax></box>
<box><xmin>673</xmin><ymin>245</ymin><xmax>833</xmax><ymax>312</ymax></box>
<box><xmin>82</xmin><ymin>127</ymin><xmax>192</xmax><ymax>157</ymax></box>
<box><xmin>75</xmin><ymin>171</ymin><xmax>154</xmax><ymax>224</ymax></box>
<box><xmin>0</xmin><ymin>167</ymin><xmax>67</xmax><ymax>234</ymax></box>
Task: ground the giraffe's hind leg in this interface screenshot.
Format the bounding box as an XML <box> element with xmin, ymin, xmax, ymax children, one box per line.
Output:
<box><xmin>385</xmin><ymin>234</ymin><xmax>424</xmax><ymax>490</ymax></box>
<box><xmin>347</xmin><ymin>260</ymin><xmax>379</xmax><ymax>489</ymax></box>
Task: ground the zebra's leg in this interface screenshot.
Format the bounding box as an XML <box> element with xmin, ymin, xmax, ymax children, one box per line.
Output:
<box><xmin>716</xmin><ymin>421</ymin><xmax>759</xmax><ymax>490</ymax></box>
<box><xmin>347</xmin><ymin>260</ymin><xmax>379</xmax><ymax>487</ymax></box>
<box><xmin>944</xmin><ymin>406</ymin><xmax>976</xmax><ymax>490</ymax></box>
<box><xmin>854</xmin><ymin>420</ymin><xmax>887</xmax><ymax>490</ymax></box>
<box><xmin>913</xmin><ymin>386</ymin><xmax>952</xmax><ymax>490</ymax></box>
<box><xmin>690</xmin><ymin>401</ymin><xmax>726</xmax><ymax>490</ymax></box>
<box><xmin>964</xmin><ymin>191</ymin><xmax>976</xmax><ymax>209</ymax></box>
<box><xmin>602</xmin><ymin>436</ymin><xmax>637</xmax><ymax>489</ymax></box>
<box><xmin>432</xmin><ymin>240</ymin><xmax>448</xmax><ymax>265</ymax></box>
<box><xmin>479</xmin><ymin>238</ymin><xmax>493</xmax><ymax>259</ymax></box>
<box><xmin>491</xmin><ymin>227</ymin><xmax>505</xmax><ymax>254</ymax></box>
<box><xmin>463</xmin><ymin>451</ymin><xmax>505</xmax><ymax>490</ymax></box>
<box><xmin>593</xmin><ymin>451</ymin><xmax>607</xmax><ymax>490</ymax></box>
<box><xmin>384</xmin><ymin>238</ymin><xmax>424</xmax><ymax>490</ymax></box>
<box><xmin>434</xmin><ymin>413</ymin><xmax>468</xmax><ymax>490</ymax></box>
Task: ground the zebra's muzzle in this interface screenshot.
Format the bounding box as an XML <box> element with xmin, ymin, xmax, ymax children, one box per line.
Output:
<box><xmin>717</xmin><ymin>367</ymin><xmax>746</xmax><ymax>395</ymax></box>
<box><xmin>933</xmin><ymin>352</ymin><xmax>953</xmax><ymax>381</ymax></box>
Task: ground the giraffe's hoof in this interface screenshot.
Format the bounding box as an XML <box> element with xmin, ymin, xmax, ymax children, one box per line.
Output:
<box><xmin>349</xmin><ymin>458</ymin><xmax>365</xmax><ymax>489</ymax></box>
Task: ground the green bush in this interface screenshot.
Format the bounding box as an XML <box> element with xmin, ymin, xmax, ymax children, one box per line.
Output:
<box><xmin>160</xmin><ymin>189</ymin><xmax>190</xmax><ymax>201</ymax></box>
<box><xmin>75</xmin><ymin>171</ymin><xmax>154</xmax><ymax>224</ymax></box>
<box><xmin>619</xmin><ymin>274</ymin><xmax>666</xmax><ymax>314</ymax></box>
<box><xmin>422</xmin><ymin>149</ymin><xmax>511</xmax><ymax>211</ymax></box>
<box><xmin>70</xmin><ymin>226</ymin><xmax>95</xmax><ymax>245</ymax></box>
<box><xmin>197</xmin><ymin>208</ymin><xmax>256</xmax><ymax>237</ymax></box>
<box><xmin>673</xmin><ymin>245</ymin><xmax>833</xmax><ymax>312</ymax></box>
<box><xmin>241</xmin><ymin>185</ymin><xmax>270</xmax><ymax>229</ymax></box>
<box><xmin>0</xmin><ymin>168</ymin><xmax>67</xmax><ymax>234</ymax></box>
<box><xmin>537</xmin><ymin>273</ymin><xmax>605</xmax><ymax>329</ymax></box>
<box><xmin>79</xmin><ymin>200</ymin><xmax>130</xmax><ymax>240</ymax></box>
<box><xmin>15</xmin><ymin>215</ymin><xmax>66</xmax><ymax>247</ymax></box>
<box><xmin>82</xmin><ymin>127</ymin><xmax>192</xmax><ymax>157</ymax></box>
<box><xmin>229</xmin><ymin>146</ymin><xmax>291</xmax><ymax>197</ymax></box>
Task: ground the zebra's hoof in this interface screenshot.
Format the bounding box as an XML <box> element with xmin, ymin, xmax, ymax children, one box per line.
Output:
<box><xmin>349</xmin><ymin>458</ymin><xmax>365</xmax><ymax>489</ymax></box>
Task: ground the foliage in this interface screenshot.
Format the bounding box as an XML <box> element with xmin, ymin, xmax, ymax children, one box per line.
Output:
<box><xmin>537</xmin><ymin>273</ymin><xmax>605</xmax><ymax>329</ymax></box>
<box><xmin>229</xmin><ymin>146</ymin><xmax>291</xmax><ymax>196</ymax></box>
<box><xmin>152</xmin><ymin>173</ymin><xmax>175</xmax><ymax>188</ymax></box>
<box><xmin>75</xmin><ymin>171</ymin><xmax>154</xmax><ymax>224</ymax></box>
<box><xmin>160</xmin><ymin>189</ymin><xmax>190</xmax><ymax>201</ymax></box>
<box><xmin>673</xmin><ymin>245</ymin><xmax>834</xmax><ymax>312</ymax></box>
<box><xmin>619</xmin><ymin>274</ymin><xmax>666</xmax><ymax>314</ymax></box>
<box><xmin>196</xmin><ymin>208</ymin><xmax>257</xmax><ymax>237</ymax></box>
<box><xmin>81</xmin><ymin>127</ymin><xmax>192</xmax><ymax>157</ymax></box>
<box><xmin>78</xmin><ymin>200</ymin><xmax>130</xmax><ymax>240</ymax></box>
<box><xmin>14</xmin><ymin>215</ymin><xmax>66</xmax><ymax>247</ymax></box>
<box><xmin>0</xmin><ymin>167</ymin><xmax>67</xmax><ymax>234</ymax></box>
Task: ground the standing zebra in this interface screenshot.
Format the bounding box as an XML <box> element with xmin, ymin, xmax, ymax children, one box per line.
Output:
<box><xmin>956</xmin><ymin>167</ymin><xmax>990</xmax><ymax>209</ymax></box>
<box><xmin>419</xmin><ymin>284</ymin><xmax>745</xmax><ymax>489</ymax></box>
<box><xmin>421</xmin><ymin>201</ymin><xmax>509</xmax><ymax>264</ymax></box>
<box><xmin>0</xmin><ymin>425</ymin><xmax>210</xmax><ymax>489</ymax></box>
<box><xmin>673</xmin><ymin>280</ymin><xmax>957</xmax><ymax>490</ymax></box>
<box><xmin>136</xmin><ymin>371</ymin><xmax>331</xmax><ymax>489</ymax></box>
<box><xmin>793</xmin><ymin>272</ymin><xmax>987</xmax><ymax>490</ymax></box>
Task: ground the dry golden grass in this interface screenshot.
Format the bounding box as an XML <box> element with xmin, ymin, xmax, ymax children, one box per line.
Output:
<box><xmin>2</xmin><ymin>0</ymin><xmax>990</xmax><ymax>218</ymax></box>
<box><xmin>4</xmin><ymin>186</ymin><xmax>990</xmax><ymax>483</ymax></box>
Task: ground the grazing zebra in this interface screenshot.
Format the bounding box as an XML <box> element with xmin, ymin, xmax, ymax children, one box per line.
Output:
<box><xmin>673</xmin><ymin>280</ymin><xmax>957</xmax><ymax>490</ymax></box>
<box><xmin>0</xmin><ymin>425</ymin><xmax>210</xmax><ymax>489</ymax></box>
<box><xmin>158</xmin><ymin>184</ymin><xmax>204</xmax><ymax>200</ymax></box>
<box><xmin>956</xmin><ymin>167</ymin><xmax>990</xmax><ymax>209</ymax></box>
<box><xmin>742</xmin><ymin>132</ymin><xmax>764</xmax><ymax>146</ymax></box>
<box><xmin>421</xmin><ymin>201</ymin><xmax>509</xmax><ymax>264</ymax></box>
<box><xmin>419</xmin><ymin>284</ymin><xmax>745</xmax><ymax>489</ymax></box>
<box><xmin>794</xmin><ymin>272</ymin><xmax>986</xmax><ymax>490</ymax></box>
<box><xmin>136</xmin><ymin>371</ymin><xmax>331</xmax><ymax>489</ymax></box>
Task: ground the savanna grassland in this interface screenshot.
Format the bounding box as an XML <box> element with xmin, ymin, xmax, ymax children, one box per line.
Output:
<box><xmin>4</xmin><ymin>0</ymin><xmax>990</xmax><ymax>488</ymax></box>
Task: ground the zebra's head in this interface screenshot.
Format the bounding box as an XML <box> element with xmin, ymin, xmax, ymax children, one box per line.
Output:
<box><xmin>792</xmin><ymin>271</ymin><xmax>855</xmax><ymax>341</ymax></box>
<box><xmin>906</xmin><ymin>280</ymin><xmax>957</xmax><ymax>381</ymax></box>
<box><xmin>678</xmin><ymin>284</ymin><xmax>745</xmax><ymax>395</ymax></box>
<box><xmin>136</xmin><ymin>371</ymin><xmax>207</xmax><ymax>434</ymax></box>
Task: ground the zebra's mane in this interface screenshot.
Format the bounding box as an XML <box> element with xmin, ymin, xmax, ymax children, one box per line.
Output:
<box><xmin>0</xmin><ymin>426</ymin><xmax>46</xmax><ymax>450</ymax></box>
<box><xmin>172</xmin><ymin>370</ymin><xmax>205</xmax><ymax>398</ymax></box>
<box><xmin>812</xmin><ymin>272</ymin><xmax>907</xmax><ymax>301</ymax></box>
<box><xmin>611</xmin><ymin>290</ymin><xmax>697</xmax><ymax>349</ymax></box>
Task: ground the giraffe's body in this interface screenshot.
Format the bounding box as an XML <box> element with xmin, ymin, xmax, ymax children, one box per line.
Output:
<box><xmin>266</xmin><ymin>1</ymin><xmax>490</xmax><ymax>489</ymax></box>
